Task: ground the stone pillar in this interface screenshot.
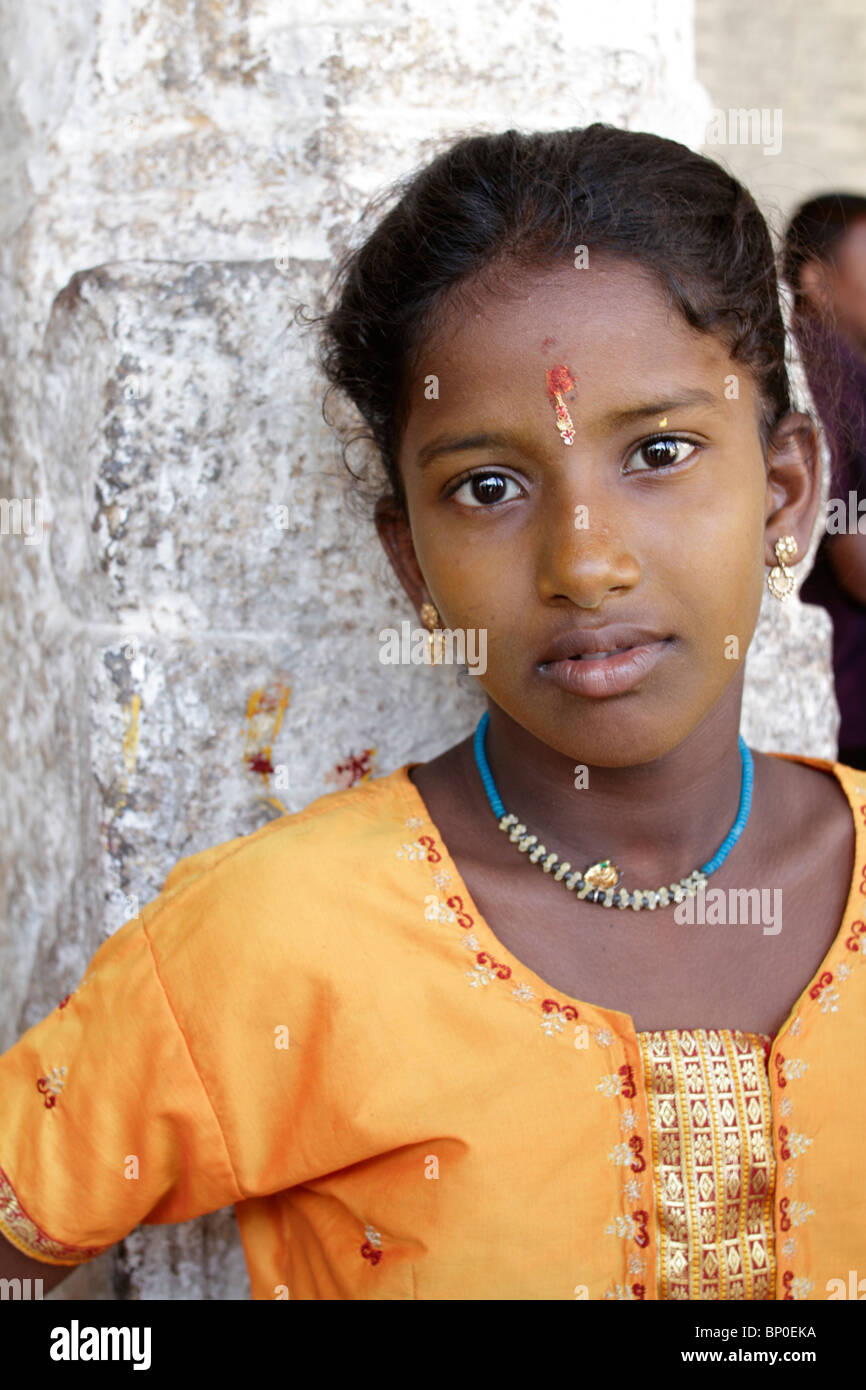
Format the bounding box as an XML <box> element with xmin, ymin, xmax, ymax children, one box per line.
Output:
<box><xmin>0</xmin><ymin>0</ymin><xmax>833</xmax><ymax>1300</ymax></box>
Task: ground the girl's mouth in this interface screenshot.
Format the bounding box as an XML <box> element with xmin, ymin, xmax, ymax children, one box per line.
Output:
<box><xmin>538</xmin><ymin>640</ymin><xmax>672</xmax><ymax>698</ymax></box>
<box><xmin>571</xmin><ymin>648</ymin><xmax>631</xmax><ymax>660</ymax></box>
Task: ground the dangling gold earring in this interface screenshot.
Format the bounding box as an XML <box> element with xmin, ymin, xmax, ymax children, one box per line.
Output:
<box><xmin>420</xmin><ymin>601</ymin><xmax>443</xmax><ymax>665</ymax></box>
<box><xmin>767</xmin><ymin>535</ymin><xmax>798</xmax><ymax>601</ymax></box>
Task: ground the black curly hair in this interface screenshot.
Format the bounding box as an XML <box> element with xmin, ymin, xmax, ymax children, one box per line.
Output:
<box><xmin>317</xmin><ymin>123</ymin><xmax>794</xmax><ymax>518</ymax></box>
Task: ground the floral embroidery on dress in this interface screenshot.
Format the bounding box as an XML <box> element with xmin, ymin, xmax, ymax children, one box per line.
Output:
<box><xmin>466</xmin><ymin>960</ymin><xmax>500</xmax><ymax>988</ymax></box>
<box><xmin>596</xmin><ymin>1064</ymin><xmax>636</xmax><ymax>1099</ymax></box>
<box><xmin>407</xmin><ymin>836</ymin><xmax>589</xmax><ymax>1037</ymax></box>
<box><xmin>787</xmin><ymin>1200</ymin><xmax>814</xmax><ymax>1227</ymax></box>
<box><xmin>844</xmin><ymin>919</ymin><xmax>866</xmax><ymax>953</ymax></box>
<box><xmin>57</xmin><ymin>975</ymin><xmax>89</xmax><ymax>1016</ymax></box>
<box><xmin>397</xmin><ymin>840</ymin><xmax>430</xmax><ymax>862</ymax></box>
<box><xmin>775</xmin><ymin>804</ymin><xmax>866</xmax><ymax>1295</ymax></box>
<box><xmin>539</xmin><ymin>1000</ymin><xmax>579</xmax><ymax>1037</ymax></box>
<box><xmin>809</xmin><ymin>971</ymin><xmax>840</xmax><ymax>1014</ymax></box>
<box><xmin>605</xmin><ymin>1212</ymin><xmax>648</xmax><ymax>1242</ymax></box>
<box><xmin>360</xmin><ymin>1224</ymin><xmax>382</xmax><ymax>1266</ymax></box>
<box><xmin>36</xmin><ymin>1066</ymin><xmax>67</xmax><ymax>1109</ymax></box>
<box><xmin>781</xmin><ymin>1271</ymin><xmax>814</xmax><ymax>1300</ymax></box>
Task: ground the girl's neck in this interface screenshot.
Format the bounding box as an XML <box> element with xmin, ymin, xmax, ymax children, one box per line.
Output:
<box><xmin>469</xmin><ymin>694</ymin><xmax>750</xmax><ymax>889</ymax></box>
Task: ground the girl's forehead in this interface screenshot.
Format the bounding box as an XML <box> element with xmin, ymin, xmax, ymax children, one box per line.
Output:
<box><xmin>413</xmin><ymin>259</ymin><xmax>732</xmax><ymax>399</ymax></box>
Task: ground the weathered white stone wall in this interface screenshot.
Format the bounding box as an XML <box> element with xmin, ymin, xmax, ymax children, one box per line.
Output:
<box><xmin>0</xmin><ymin>0</ymin><xmax>834</xmax><ymax>1300</ymax></box>
<box><xmin>695</xmin><ymin>0</ymin><xmax>866</xmax><ymax>224</ymax></box>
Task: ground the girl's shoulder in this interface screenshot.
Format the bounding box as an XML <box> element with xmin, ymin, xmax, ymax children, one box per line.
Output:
<box><xmin>757</xmin><ymin>747</ymin><xmax>864</xmax><ymax>897</ymax></box>
<box><xmin>160</xmin><ymin>763</ymin><xmax>417</xmax><ymax>895</ymax></box>
<box><xmin>142</xmin><ymin>763</ymin><xmax>421</xmax><ymax>965</ymax></box>
<box><xmin>762</xmin><ymin>746</ymin><xmax>866</xmax><ymax>817</ymax></box>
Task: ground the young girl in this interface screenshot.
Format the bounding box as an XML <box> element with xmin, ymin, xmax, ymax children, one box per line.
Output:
<box><xmin>1</xmin><ymin>124</ymin><xmax>864</xmax><ymax>1302</ymax></box>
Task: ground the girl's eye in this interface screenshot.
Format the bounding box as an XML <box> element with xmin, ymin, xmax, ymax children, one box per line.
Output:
<box><xmin>446</xmin><ymin>471</ymin><xmax>523</xmax><ymax>507</ymax></box>
<box><xmin>624</xmin><ymin>436</ymin><xmax>699</xmax><ymax>473</ymax></box>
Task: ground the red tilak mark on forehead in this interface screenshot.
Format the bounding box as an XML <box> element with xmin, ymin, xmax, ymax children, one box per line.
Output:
<box><xmin>545</xmin><ymin>365</ymin><xmax>575</xmax><ymax>398</ymax></box>
<box><xmin>545</xmin><ymin>365</ymin><xmax>576</xmax><ymax>446</ymax></box>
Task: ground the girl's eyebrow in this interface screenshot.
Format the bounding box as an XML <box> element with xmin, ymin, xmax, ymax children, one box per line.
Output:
<box><xmin>415</xmin><ymin>389</ymin><xmax>720</xmax><ymax>469</ymax></box>
<box><xmin>605</xmin><ymin>388</ymin><xmax>720</xmax><ymax>426</ymax></box>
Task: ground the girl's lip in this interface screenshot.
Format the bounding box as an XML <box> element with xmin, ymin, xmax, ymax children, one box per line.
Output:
<box><xmin>537</xmin><ymin>640</ymin><xmax>672</xmax><ymax>698</ymax></box>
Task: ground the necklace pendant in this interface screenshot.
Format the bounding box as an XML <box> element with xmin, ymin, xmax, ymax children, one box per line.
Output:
<box><xmin>583</xmin><ymin>859</ymin><xmax>620</xmax><ymax>891</ymax></box>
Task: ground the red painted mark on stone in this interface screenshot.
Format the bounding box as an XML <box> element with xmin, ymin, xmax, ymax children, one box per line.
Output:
<box><xmin>243</xmin><ymin>678</ymin><xmax>291</xmax><ymax>783</ymax></box>
<box><xmin>246</xmin><ymin>750</ymin><xmax>274</xmax><ymax>776</ymax></box>
<box><xmin>333</xmin><ymin>748</ymin><xmax>376</xmax><ymax>788</ymax></box>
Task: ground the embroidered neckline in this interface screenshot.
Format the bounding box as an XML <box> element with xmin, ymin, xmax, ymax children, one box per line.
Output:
<box><xmin>393</xmin><ymin>756</ymin><xmax>866</xmax><ymax>1053</ymax></box>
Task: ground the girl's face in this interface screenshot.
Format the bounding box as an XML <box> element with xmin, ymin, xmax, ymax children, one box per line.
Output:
<box><xmin>825</xmin><ymin>218</ymin><xmax>866</xmax><ymax>347</ymax></box>
<box><xmin>387</xmin><ymin>255</ymin><xmax>815</xmax><ymax>766</ymax></box>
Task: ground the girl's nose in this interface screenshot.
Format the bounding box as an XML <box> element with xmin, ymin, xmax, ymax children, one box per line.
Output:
<box><xmin>534</xmin><ymin>491</ymin><xmax>641</xmax><ymax>606</ymax></box>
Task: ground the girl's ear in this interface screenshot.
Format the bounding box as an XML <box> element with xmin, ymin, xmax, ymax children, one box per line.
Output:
<box><xmin>374</xmin><ymin>494</ymin><xmax>432</xmax><ymax>614</ymax></box>
<box><xmin>762</xmin><ymin>410</ymin><xmax>822</xmax><ymax>567</ymax></box>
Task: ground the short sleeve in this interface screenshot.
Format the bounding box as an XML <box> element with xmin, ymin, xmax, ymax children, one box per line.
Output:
<box><xmin>0</xmin><ymin>912</ymin><xmax>244</xmax><ymax>1266</ymax></box>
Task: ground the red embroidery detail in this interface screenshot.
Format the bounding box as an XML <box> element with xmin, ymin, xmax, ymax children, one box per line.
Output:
<box><xmin>35</xmin><ymin>1079</ymin><xmax>56</xmax><ymax>1109</ymax></box>
<box><xmin>541</xmin><ymin>998</ymin><xmax>579</xmax><ymax>1020</ymax></box>
<box><xmin>859</xmin><ymin>862</ymin><xmax>866</xmax><ymax>895</ymax></box>
<box><xmin>845</xmin><ymin>920</ymin><xmax>866</xmax><ymax>952</ymax></box>
<box><xmin>781</xmin><ymin>1269</ymin><xmax>794</xmax><ymax>1300</ymax></box>
<box><xmin>632</xmin><ymin>1282</ymin><xmax>646</xmax><ymax>1300</ymax></box>
<box><xmin>417</xmin><ymin>835</ymin><xmax>441</xmax><ymax>863</ymax></box>
<box><xmin>778</xmin><ymin>1125</ymin><xmax>791</xmax><ymax>1161</ymax></box>
<box><xmin>632</xmin><ymin>1210</ymin><xmax>649</xmax><ymax>1248</ymax></box>
<box><xmin>618</xmin><ymin>1064</ymin><xmax>637</xmax><ymax>1099</ymax></box>
<box><xmin>808</xmin><ymin>971</ymin><xmax>833</xmax><ymax>1000</ymax></box>
<box><xmin>476</xmin><ymin>951</ymin><xmax>511</xmax><ymax>980</ymax></box>
<box><xmin>629</xmin><ymin>1136</ymin><xmax>646</xmax><ymax>1174</ymax></box>
<box><xmin>446</xmin><ymin>895</ymin><xmax>474</xmax><ymax>929</ymax></box>
<box><xmin>779</xmin><ymin>1198</ymin><xmax>791</xmax><ymax>1231</ymax></box>
<box><xmin>360</xmin><ymin>1242</ymin><xmax>382</xmax><ymax>1265</ymax></box>
<box><xmin>774</xmin><ymin>1054</ymin><xmax>786</xmax><ymax>1087</ymax></box>
<box><xmin>58</xmin><ymin>994</ymin><xmax>72</xmax><ymax>1010</ymax></box>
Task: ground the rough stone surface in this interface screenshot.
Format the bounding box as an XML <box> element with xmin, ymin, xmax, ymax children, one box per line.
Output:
<box><xmin>0</xmin><ymin>1</ymin><xmax>837</xmax><ymax>1301</ymax></box>
<box><xmin>695</xmin><ymin>0</ymin><xmax>866</xmax><ymax>224</ymax></box>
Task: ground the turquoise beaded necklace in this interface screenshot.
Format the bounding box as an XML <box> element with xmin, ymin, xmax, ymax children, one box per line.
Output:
<box><xmin>472</xmin><ymin>711</ymin><xmax>754</xmax><ymax>911</ymax></box>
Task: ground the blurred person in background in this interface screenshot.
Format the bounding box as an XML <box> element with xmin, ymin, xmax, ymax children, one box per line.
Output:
<box><xmin>784</xmin><ymin>194</ymin><xmax>866</xmax><ymax>770</ymax></box>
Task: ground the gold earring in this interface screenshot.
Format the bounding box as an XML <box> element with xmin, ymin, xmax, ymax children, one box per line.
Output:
<box><xmin>767</xmin><ymin>535</ymin><xmax>798</xmax><ymax>601</ymax></box>
<box><xmin>420</xmin><ymin>601</ymin><xmax>444</xmax><ymax>665</ymax></box>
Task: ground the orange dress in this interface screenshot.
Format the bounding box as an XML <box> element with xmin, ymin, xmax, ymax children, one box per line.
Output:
<box><xmin>1</xmin><ymin>752</ymin><xmax>865</xmax><ymax>1300</ymax></box>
